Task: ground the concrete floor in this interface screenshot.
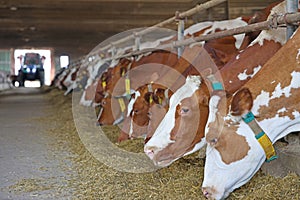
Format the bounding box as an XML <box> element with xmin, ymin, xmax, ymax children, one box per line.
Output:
<box><xmin>0</xmin><ymin>88</ymin><xmax>74</xmax><ymax>200</ymax></box>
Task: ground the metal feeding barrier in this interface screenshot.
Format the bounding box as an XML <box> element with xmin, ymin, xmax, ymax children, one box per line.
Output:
<box><xmin>69</xmin><ymin>0</ymin><xmax>300</xmax><ymax>68</ymax></box>
<box><xmin>106</xmin><ymin>12</ymin><xmax>300</xmax><ymax>61</ymax></box>
<box><xmin>68</xmin><ymin>0</ymin><xmax>227</xmax><ymax>67</ymax></box>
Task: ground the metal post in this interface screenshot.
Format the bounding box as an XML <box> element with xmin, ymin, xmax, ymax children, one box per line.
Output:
<box><xmin>176</xmin><ymin>11</ymin><xmax>185</xmax><ymax>58</ymax></box>
<box><xmin>286</xmin><ymin>0</ymin><xmax>298</xmax><ymax>40</ymax></box>
<box><xmin>110</xmin><ymin>45</ymin><xmax>117</xmax><ymax>58</ymax></box>
<box><xmin>134</xmin><ymin>32</ymin><xmax>141</xmax><ymax>51</ymax></box>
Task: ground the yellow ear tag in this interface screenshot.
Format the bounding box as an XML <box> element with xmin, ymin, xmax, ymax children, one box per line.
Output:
<box><xmin>118</xmin><ymin>98</ymin><xmax>126</xmax><ymax>112</ymax></box>
<box><xmin>121</xmin><ymin>69</ymin><xmax>126</xmax><ymax>77</ymax></box>
<box><xmin>102</xmin><ymin>81</ymin><xmax>106</xmax><ymax>89</ymax></box>
<box><xmin>158</xmin><ymin>97</ymin><xmax>162</xmax><ymax>105</ymax></box>
<box><xmin>149</xmin><ymin>95</ymin><xmax>153</xmax><ymax>104</ymax></box>
<box><xmin>125</xmin><ymin>78</ymin><xmax>131</xmax><ymax>95</ymax></box>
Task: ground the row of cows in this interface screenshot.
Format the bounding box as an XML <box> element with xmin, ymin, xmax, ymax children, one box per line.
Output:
<box><xmin>52</xmin><ymin>1</ymin><xmax>300</xmax><ymax>199</ymax></box>
<box><xmin>0</xmin><ymin>70</ymin><xmax>14</xmax><ymax>91</ymax></box>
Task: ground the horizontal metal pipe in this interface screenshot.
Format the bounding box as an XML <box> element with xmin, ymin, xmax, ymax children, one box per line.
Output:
<box><xmin>99</xmin><ymin>0</ymin><xmax>227</xmax><ymax>52</ymax></box>
<box><xmin>107</xmin><ymin>12</ymin><xmax>300</xmax><ymax>61</ymax></box>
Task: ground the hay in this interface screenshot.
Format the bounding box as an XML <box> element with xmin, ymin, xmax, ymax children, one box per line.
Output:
<box><xmin>35</xmin><ymin>87</ymin><xmax>299</xmax><ymax>199</ymax></box>
<box><xmin>8</xmin><ymin>179</ymin><xmax>52</xmax><ymax>194</ymax></box>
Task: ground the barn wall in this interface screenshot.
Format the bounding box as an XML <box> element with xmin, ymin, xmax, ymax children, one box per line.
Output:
<box><xmin>191</xmin><ymin>0</ymin><xmax>282</xmax><ymax>23</ymax></box>
<box><xmin>228</xmin><ymin>0</ymin><xmax>282</xmax><ymax>19</ymax></box>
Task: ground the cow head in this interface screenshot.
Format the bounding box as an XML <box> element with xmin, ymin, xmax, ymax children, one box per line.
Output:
<box><xmin>94</xmin><ymin>69</ymin><xmax>112</xmax><ymax>104</ymax></box>
<box><xmin>97</xmin><ymin>91</ymin><xmax>128</xmax><ymax>126</ymax></box>
<box><xmin>202</xmin><ymin>88</ymin><xmax>267</xmax><ymax>199</ymax></box>
<box><xmin>144</xmin><ymin>76</ymin><xmax>210</xmax><ymax>167</ymax></box>
<box><xmin>117</xmin><ymin>84</ymin><xmax>171</xmax><ymax>142</ymax></box>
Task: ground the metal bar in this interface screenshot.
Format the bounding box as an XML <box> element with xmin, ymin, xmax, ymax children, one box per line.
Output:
<box><xmin>286</xmin><ymin>0</ymin><xmax>298</xmax><ymax>39</ymax></box>
<box><xmin>70</xmin><ymin>0</ymin><xmax>226</xmax><ymax>67</ymax></box>
<box><xmin>106</xmin><ymin>12</ymin><xmax>300</xmax><ymax>61</ymax></box>
<box><xmin>99</xmin><ymin>0</ymin><xmax>227</xmax><ymax>52</ymax></box>
<box><xmin>177</xmin><ymin>16</ymin><xmax>184</xmax><ymax>58</ymax></box>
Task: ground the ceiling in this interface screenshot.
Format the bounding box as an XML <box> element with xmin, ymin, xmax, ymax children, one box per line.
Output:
<box><xmin>0</xmin><ymin>0</ymin><xmax>211</xmax><ymax>59</ymax></box>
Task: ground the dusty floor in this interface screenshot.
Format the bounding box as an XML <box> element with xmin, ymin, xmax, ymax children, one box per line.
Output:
<box><xmin>0</xmin><ymin>87</ymin><xmax>76</xmax><ymax>199</ymax></box>
<box><xmin>0</xmin><ymin>87</ymin><xmax>299</xmax><ymax>200</ymax></box>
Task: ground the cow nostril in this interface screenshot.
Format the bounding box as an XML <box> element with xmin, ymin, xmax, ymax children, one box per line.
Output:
<box><xmin>96</xmin><ymin>122</ymin><xmax>103</xmax><ymax>126</ymax></box>
<box><xmin>202</xmin><ymin>187</ymin><xmax>213</xmax><ymax>199</ymax></box>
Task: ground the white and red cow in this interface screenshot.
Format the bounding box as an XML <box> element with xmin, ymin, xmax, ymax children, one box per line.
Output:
<box><xmin>117</xmin><ymin>17</ymin><xmax>251</xmax><ymax>142</ymax></box>
<box><xmin>144</xmin><ymin>1</ymin><xmax>287</xmax><ymax>167</ymax></box>
<box><xmin>62</xmin><ymin>66</ymin><xmax>80</xmax><ymax>95</ymax></box>
<box><xmin>121</xmin><ymin>2</ymin><xmax>283</xmax><ymax>142</ymax></box>
<box><xmin>201</xmin><ymin>26</ymin><xmax>300</xmax><ymax>200</ymax></box>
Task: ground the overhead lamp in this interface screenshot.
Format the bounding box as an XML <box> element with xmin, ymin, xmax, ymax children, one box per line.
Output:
<box><xmin>29</xmin><ymin>26</ymin><xmax>36</xmax><ymax>31</ymax></box>
<box><xmin>10</xmin><ymin>6</ymin><xmax>18</xmax><ymax>11</ymax></box>
<box><xmin>23</xmin><ymin>38</ymin><xmax>30</xmax><ymax>42</ymax></box>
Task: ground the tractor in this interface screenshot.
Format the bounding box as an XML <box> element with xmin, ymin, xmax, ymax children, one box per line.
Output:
<box><xmin>17</xmin><ymin>53</ymin><xmax>45</xmax><ymax>87</ymax></box>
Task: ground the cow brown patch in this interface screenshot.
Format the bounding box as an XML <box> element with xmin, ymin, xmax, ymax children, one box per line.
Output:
<box><xmin>215</xmin><ymin>126</ymin><xmax>250</xmax><ymax>164</ymax></box>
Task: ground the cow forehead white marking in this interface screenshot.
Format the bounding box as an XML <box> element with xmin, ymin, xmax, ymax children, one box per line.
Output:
<box><xmin>237</xmin><ymin>65</ymin><xmax>262</xmax><ymax>81</ymax></box>
<box><xmin>128</xmin><ymin>91</ymin><xmax>141</xmax><ymax>136</ymax></box>
<box><xmin>205</xmin><ymin>95</ymin><xmax>221</xmax><ymax>135</ymax></box>
<box><xmin>127</xmin><ymin>91</ymin><xmax>140</xmax><ymax>117</ymax></box>
<box><xmin>145</xmin><ymin>75</ymin><xmax>201</xmax><ymax>149</ymax></box>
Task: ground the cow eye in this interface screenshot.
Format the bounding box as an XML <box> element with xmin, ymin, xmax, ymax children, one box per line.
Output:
<box><xmin>209</xmin><ymin>138</ymin><xmax>218</xmax><ymax>146</ymax></box>
<box><xmin>134</xmin><ymin>109</ymin><xmax>139</xmax><ymax>113</ymax></box>
<box><xmin>181</xmin><ymin>108</ymin><xmax>189</xmax><ymax>113</ymax></box>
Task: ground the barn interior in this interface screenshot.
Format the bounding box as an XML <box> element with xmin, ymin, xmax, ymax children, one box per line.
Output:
<box><xmin>1</xmin><ymin>0</ymin><xmax>279</xmax><ymax>82</ymax></box>
<box><xmin>0</xmin><ymin>0</ymin><xmax>299</xmax><ymax>199</ymax></box>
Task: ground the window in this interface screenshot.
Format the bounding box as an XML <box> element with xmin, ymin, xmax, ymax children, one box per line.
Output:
<box><xmin>0</xmin><ymin>50</ymin><xmax>11</xmax><ymax>72</ymax></box>
<box><xmin>60</xmin><ymin>55</ymin><xmax>69</xmax><ymax>68</ymax></box>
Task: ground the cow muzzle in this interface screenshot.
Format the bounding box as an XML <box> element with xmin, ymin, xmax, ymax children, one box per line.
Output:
<box><xmin>202</xmin><ymin>187</ymin><xmax>213</xmax><ymax>199</ymax></box>
<box><xmin>144</xmin><ymin>145</ymin><xmax>160</xmax><ymax>160</ymax></box>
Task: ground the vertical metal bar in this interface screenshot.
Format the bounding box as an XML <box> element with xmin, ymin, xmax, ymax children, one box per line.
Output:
<box><xmin>134</xmin><ymin>33</ymin><xmax>141</xmax><ymax>51</ymax></box>
<box><xmin>286</xmin><ymin>0</ymin><xmax>298</xmax><ymax>40</ymax></box>
<box><xmin>110</xmin><ymin>45</ymin><xmax>116</xmax><ymax>58</ymax></box>
<box><xmin>176</xmin><ymin>11</ymin><xmax>185</xmax><ymax>58</ymax></box>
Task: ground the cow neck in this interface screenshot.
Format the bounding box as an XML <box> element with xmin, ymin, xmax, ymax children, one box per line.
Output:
<box><xmin>242</xmin><ymin>112</ymin><xmax>277</xmax><ymax>162</ymax></box>
<box><xmin>207</xmin><ymin>74</ymin><xmax>277</xmax><ymax>162</ymax></box>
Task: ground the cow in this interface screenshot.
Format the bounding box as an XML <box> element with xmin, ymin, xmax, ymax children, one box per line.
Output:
<box><xmin>97</xmin><ymin>50</ymin><xmax>179</xmax><ymax>126</ymax></box>
<box><xmin>117</xmin><ymin>83</ymin><xmax>171</xmax><ymax>142</ymax></box>
<box><xmin>201</xmin><ymin>25</ymin><xmax>300</xmax><ymax>200</ymax></box>
<box><xmin>116</xmin><ymin>17</ymin><xmax>251</xmax><ymax>142</ymax></box>
<box><xmin>63</xmin><ymin>66</ymin><xmax>80</xmax><ymax>95</ymax></box>
<box><xmin>79</xmin><ymin>57</ymin><xmax>110</xmax><ymax>106</ymax></box>
<box><xmin>144</xmin><ymin>0</ymin><xmax>287</xmax><ymax>167</ymax></box>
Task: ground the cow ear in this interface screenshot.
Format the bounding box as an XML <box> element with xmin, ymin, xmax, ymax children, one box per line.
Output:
<box><xmin>230</xmin><ymin>88</ymin><xmax>253</xmax><ymax>116</ymax></box>
<box><xmin>129</xmin><ymin>93</ymin><xmax>135</xmax><ymax>101</ymax></box>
